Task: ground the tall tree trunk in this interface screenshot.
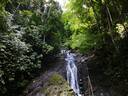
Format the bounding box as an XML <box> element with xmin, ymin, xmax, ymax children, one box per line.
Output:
<box><xmin>105</xmin><ymin>4</ymin><xmax>119</xmax><ymax>53</ymax></box>
<box><xmin>42</xmin><ymin>0</ymin><xmax>53</xmax><ymax>43</ymax></box>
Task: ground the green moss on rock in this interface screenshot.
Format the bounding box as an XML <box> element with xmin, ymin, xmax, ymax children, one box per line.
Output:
<box><xmin>48</xmin><ymin>73</ymin><xmax>65</xmax><ymax>85</ymax></box>
<box><xmin>40</xmin><ymin>73</ymin><xmax>74</xmax><ymax>96</ymax></box>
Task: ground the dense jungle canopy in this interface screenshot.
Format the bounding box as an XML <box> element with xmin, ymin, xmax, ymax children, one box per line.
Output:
<box><xmin>0</xmin><ymin>0</ymin><xmax>128</xmax><ymax>96</ymax></box>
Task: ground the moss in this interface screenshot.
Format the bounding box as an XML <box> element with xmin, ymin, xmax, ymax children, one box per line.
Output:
<box><xmin>48</xmin><ymin>73</ymin><xmax>65</xmax><ymax>85</ymax></box>
<box><xmin>40</xmin><ymin>73</ymin><xmax>74</xmax><ymax>96</ymax></box>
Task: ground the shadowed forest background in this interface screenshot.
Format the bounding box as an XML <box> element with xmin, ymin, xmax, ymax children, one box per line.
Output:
<box><xmin>0</xmin><ymin>0</ymin><xmax>128</xmax><ymax>96</ymax></box>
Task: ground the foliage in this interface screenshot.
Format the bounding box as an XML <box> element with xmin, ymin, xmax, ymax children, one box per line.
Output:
<box><xmin>62</xmin><ymin>0</ymin><xmax>102</xmax><ymax>52</ymax></box>
<box><xmin>63</xmin><ymin>0</ymin><xmax>128</xmax><ymax>95</ymax></box>
<box><xmin>0</xmin><ymin>0</ymin><xmax>65</xmax><ymax>96</ymax></box>
<box><xmin>1</xmin><ymin>0</ymin><xmax>128</xmax><ymax>95</ymax></box>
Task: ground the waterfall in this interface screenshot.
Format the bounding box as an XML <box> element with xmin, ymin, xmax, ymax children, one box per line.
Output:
<box><xmin>65</xmin><ymin>51</ymin><xmax>81</xmax><ymax>96</ymax></box>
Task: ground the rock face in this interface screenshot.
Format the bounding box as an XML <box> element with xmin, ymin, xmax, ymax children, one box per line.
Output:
<box><xmin>23</xmin><ymin>52</ymin><xmax>112</xmax><ymax>96</ymax></box>
<box><xmin>23</xmin><ymin>57</ymin><xmax>73</xmax><ymax>96</ymax></box>
<box><xmin>75</xmin><ymin>53</ymin><xmax>112</xmax><ymax>96</ymax></box>
<box><xmin>22</xmin><ymin>53</ymin><xmax>87</xmax><ymax>96</ymax></box>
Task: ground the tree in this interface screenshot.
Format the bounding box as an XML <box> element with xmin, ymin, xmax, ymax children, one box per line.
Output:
<box><xmin>0</xmin><ymin>0</ymin><xmax>65</xmax><ymax>95</ymax></box>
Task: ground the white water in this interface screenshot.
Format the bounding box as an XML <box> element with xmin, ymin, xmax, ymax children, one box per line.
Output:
<box><xmin>65</xmin><ymin>51</ymin><xmax>81</xmax><ymax>96</ymax></box>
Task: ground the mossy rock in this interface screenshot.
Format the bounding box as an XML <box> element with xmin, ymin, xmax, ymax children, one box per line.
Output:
<box><xmin>48</xmin><ymin>73</ymin><xmax>65</xmax><ymax>85</ymax></box>
<box><xmin>39</xmin><ymin>73</ymin><xmax>74</xmax><ymax>96</ymax></box>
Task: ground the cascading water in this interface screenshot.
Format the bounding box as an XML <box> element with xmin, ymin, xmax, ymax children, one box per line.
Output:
<box><xmin>65</xmin><ymin>51</ymin><xmax>81</xmax><ymax>96</ymax></box>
